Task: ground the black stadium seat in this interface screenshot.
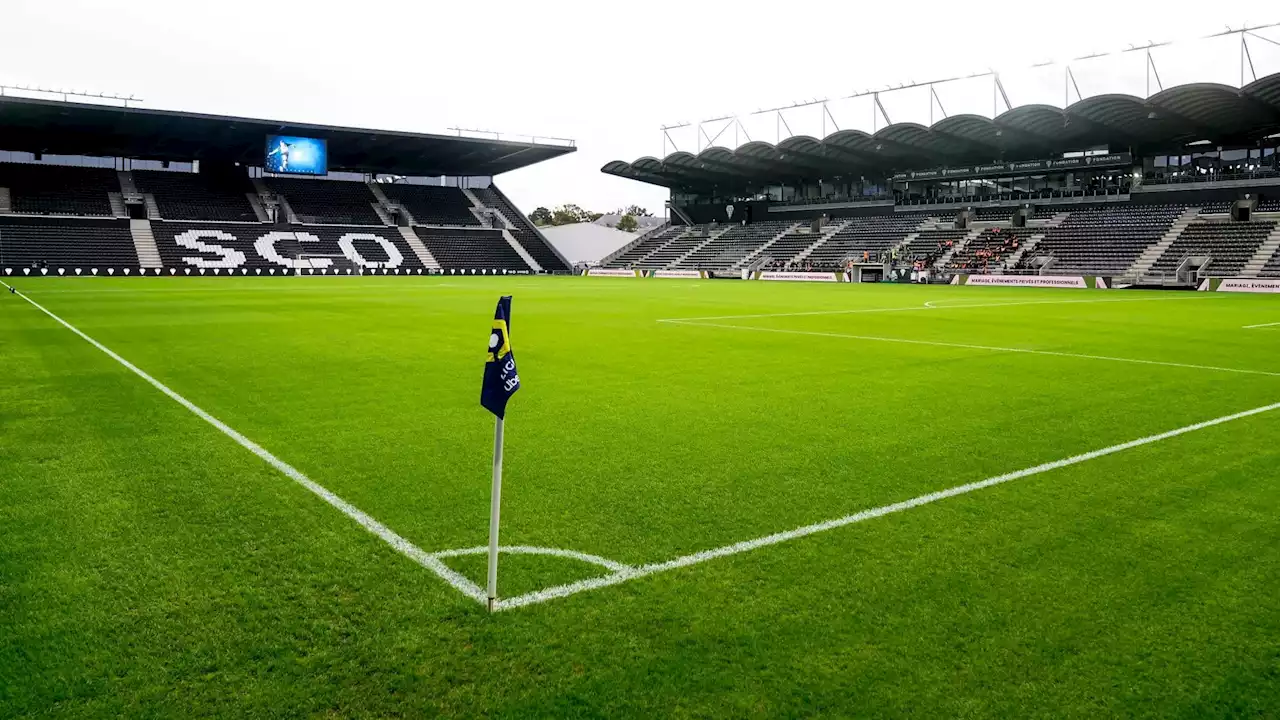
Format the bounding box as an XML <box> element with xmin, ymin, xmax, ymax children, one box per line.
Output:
<box><xmin>0</xmin><ymin>163</ymin><xmax>117</xmax><ymax>217</ymax></box>
<box><xmin>134</xmin><ymin>170</ymin><xmax>257</xmax><ymax>222</ymax></box>
<box><xmin>414</xmin><ymin>227</ymin><xmax>528</xmax><ymax>271</ymax></box>
<box><xmin>380</xmin><ymin>184</ymin><xmax>480</xmax><ymax>226</ymax></box>
<box><xmin>474</xmin><ymin>186</ymin><xmax>570</xmax><ymax>272</ymax></box>
<box><xmin>265</xmin><ymin>178</ymin><xmax>382</xmax><ymax>225</ymax></box>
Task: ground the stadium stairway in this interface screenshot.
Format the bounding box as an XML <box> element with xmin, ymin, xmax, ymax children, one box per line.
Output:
<box><xmin>476</xmin><ymin>186</ymin><xmax>572</xmax><ymax>272</ymax></box>
<box><xmin>598</xmin><ymin>222</ymin><xmax>675</xmax><ymax>267</ymax></box>
<box><xmin>792</xmin><ymin>219</ymin><xmax>854</xmax><ymax>264</ymax></box>
<box><xmin>733</xmin><ymin>222</ymin><xmax>805</xmax><ymax>269</ymax></box>
<box><xmin>1126</xmin><ymin>206</ymin><xmax>1201</xmax><ymax>278</ymax></box>
<box><xmin>398</xmin><ymin>226</ymin><xmax>442</xmax><ymax>270</ymax></box>
<box><xmin>251</xmin><ymin>178</ymin><xmax>298</xmax><ymax>224</ymax></box>
<box><xmin>246</xmin><ymin>194</ymin><xmax>271</xmax><ymax>222</ymax></box>
<box><xmin>370</xmin><ymin>201</ymin><xmax>395</xmax><ymax>226</ymax></box>
<box><xmin>1241</xmin><ymin>221</ymin><xmax>1280</xmax><ymax>276</ymax></box>
<box><xmin>934</xmin><ymin>227</ymin><xmax>984</xmax><ymax>269</ymax></box>
<box><xmin>460</xmin><ymin>188</ymin><xmax>492</xmax><ymax>226</ymax></box>
<box><xmin>500</xmin><ymin>227</ymin><xmax>543</xmax><ymax>271</ymax></box>
<box><xmin>0</xmin><ymin>187</ymin><xmax>10</xmax><ymax>213</ymax></box>
<box><xmin>108</xmin><ymin>192</ymin><xmax>127</xmax><ymax>218</ymax></box>
<box><xmin>1004</xmin><ymin>212</ymin><xmax>1067</xmax><ymax>268</ymax></box>
<box><xmin>128</xmin><ymin>219</ymin><xmax>163</xmax><ymax>269</ymax></box>
<box><xmin>665</xmin><ymin>225</ymin><xmax>734</xmax><ymax>269</ymax></box>
<box><xmin>116</xmin><ymin>170</ymin><xmax>139</xmax><ymax>196</ymax></box>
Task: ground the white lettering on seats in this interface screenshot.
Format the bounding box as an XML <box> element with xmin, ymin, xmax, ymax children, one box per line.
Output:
<box><xmin>174</xmin><ymin>229</ymin><xmax>247</xmax><ymax>269</ymax></box>
<box><xmin>338</xmin><ymin>233</ymin><xmax>403</xmax><ymax>269</ymax></box>
<box><xmin>254</xmin><ymin>231</ymin><xmax>331</xmax><ymax>269</ymax></box>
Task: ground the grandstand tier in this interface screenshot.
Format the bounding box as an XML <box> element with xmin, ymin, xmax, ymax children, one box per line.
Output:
<box><xmin>1150</xmin><ymin>220</ymin><xmax>1277</xmax><ymax>277</ymax></box>
<box><xmin>380</xmin><ymin>184</ymin><xmax>480</xmax><ymax>227</ymax></box>
<box><xmin>474</xmin><ymin>186</ymin><xmax>571</xmax><ymax>272</ymax></box>
<box><xmin>413</xmin><ymin>227</ymin><xmax>529</xmax><ymax>272</ymax></box>
<box><xmin>0</xmin><ymin>216</ymin><xmax>137</xmax><ymax>270</ymax></box>
<box><xmin>134</xmin><ymin>170</ymin><xmax>257</xmax><ymax>222</ymax></box>
<box><xmin>0</xmin><ymin>163</ymin><xmax>117</xmax><ymax>217</ymax></box>
<box><xmin>265</xmin><ymin>177</ymin><xmax>383</xmax><ymax>226</ymax></box>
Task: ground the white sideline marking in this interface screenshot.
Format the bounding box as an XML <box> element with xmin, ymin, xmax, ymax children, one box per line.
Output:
<box><xmin>495</xmin><ymin>399</ymin><xmax>1280</xmax><ymax>610</ymax></box>
<box><xmin>661</xmin><ymin>320</ymin><xmax>1280</xmax><ymax>378</ymax></box>
<box><xmin>1</xmin><ymin>280</ymin><xmax>488</xmax><ymax>607</ymax></box>
<box><xmin>1243</xmin><ymin>321</ymin><xmax>1280</xmax><ymax>329</ymax></box>
<box><xmin>659</xmin><ymin>295</ymin><xmax>1214</xmax><ymax>322</ymax></box>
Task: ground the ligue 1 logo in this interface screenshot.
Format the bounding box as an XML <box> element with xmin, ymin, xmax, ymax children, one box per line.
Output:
<box><xmin>726</xmin><ymin>204</ymin><xmax>735</xmax><ymax>221</ymax></box>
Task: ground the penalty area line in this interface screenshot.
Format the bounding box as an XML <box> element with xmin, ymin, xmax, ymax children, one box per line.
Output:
<box><xmin>1</xmin><ymin>280</ymin><xmax>488</xmax><ymax>607</ymax></box>
<box><xmin>496</xmin><ymin>398</ymin><xmax>1280</xmax><ymax>610</ymax></box>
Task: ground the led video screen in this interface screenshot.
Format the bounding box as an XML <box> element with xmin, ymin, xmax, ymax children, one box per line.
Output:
<box><xmin>264</xmin><ymin>135</ymin><xmax>328</xmax><ymax>176</ymax></box>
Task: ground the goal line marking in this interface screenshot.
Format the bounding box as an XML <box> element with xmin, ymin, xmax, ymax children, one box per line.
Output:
<box><xmin>660</xmin><ymin>320</ymin><xmax>1280</xmax><ymax>378</ymax></box>
<box><xmin>2</xmin><ymin>280</ymin><xmax>489</xmax><ymax>607</ymax></box>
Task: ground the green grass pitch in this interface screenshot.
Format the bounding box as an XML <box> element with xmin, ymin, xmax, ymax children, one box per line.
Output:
<box><xmin>3</xmin><ymin>275</ymin><xmax>1279</xmax><ymax>718</ymax></box>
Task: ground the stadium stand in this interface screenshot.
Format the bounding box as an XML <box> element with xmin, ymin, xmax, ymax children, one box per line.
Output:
<box><xmin>1020</xmin><ymin>205</ymin><xmax>1182</xmax><ymax>275</ymax></box>
<box><xmin>0</xmin><ymin>163</ymin><xmax>117</xmax><ymax>216</ymax></box>
<box><xmin>903</xmin><ymin>229</ymin><xmax>968</xmax><ymax>262</ymax></box>
<box><xmin>805</xmin><ymin>214</ymin><xmax>924</xmax><ymax>267</ymax></box>
<box><xmin>414</xmin><ymin>227</ymin><xmax>527</xmax><ymax>271</ymax></box>
<box><xmin>973</xmin><ymin>207</ymin><xmax>1017</xmax><ymax>221</ymax></box>
<box><xmin>754</xmin><ymin>229</ymin><xmax>829</xmax><ymax>267</ymax></box>
<box><xmin>380</xmin><ymin>184</ymin><xmax>480</xmax><ymax>226</ymax></box>
<box><xmin>265</xmin><ymin>178</ymin><xmax>383</xmax><ymax>225</ymax></box>
<box><xmin>637</xmin><ymin>225</ymin><xmax>716</xmax><ymax>268</ymax></box>
<box><xmin>605</xmin><ymin>226</ymin><xmax>686</xmax><ymax>267</ymax></box>
<box><xmin>149</xmin><ymin>222</ymin><xmax>426</xmax><ymax>274</ymax></box>
<box><xmin>1258</xmin><ymin>198</ymin><xmax>1280</xmax><ymax>212</ymax></box>
<box><xmin>945</xmin><ymin>229</ymin><xmax>1024</xmax><ymax>272</ymax></box>
<box><xmin>474</xmin><ymin>186</ymin><xmax>570</xmax><ymax>272</ymax></box>
<box><xmin>1199</xmin><ymin>201</ymin><xmax>1233</xmax><ymax>214</ymax></box>
<box><xmin>1261</xmin><ymin>246</ymin><xmax>1280</xmax><ymax>277</ymax></box>
<box><xmin>0</xmin><ymin>216</ymin><xmax>137</xmax><ymax>269</ymax></box>
<box><xmin>134</xmin><ymin>170</ymin><xmax>258</xmax><ymax>222</ymax></box>
<box><xmin>1149</xmin><ymin>220</ymin><xmax>1277</xmax><ymax>276</ymax></box>
<box><xmin>677</xmin><ymin>220</ymin><xmax>793</xmax><ymax>270</ymax></box>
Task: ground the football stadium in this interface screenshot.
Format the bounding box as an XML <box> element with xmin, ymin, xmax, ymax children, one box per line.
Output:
<box><xmin>4</xmin><ymin>23</ymin><xmax>1280</xmax><ymax>719</ymax></box>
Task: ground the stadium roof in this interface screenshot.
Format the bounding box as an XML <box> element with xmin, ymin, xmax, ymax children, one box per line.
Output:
<box><xmin>0</xmin><ymin>95</ymin><xmax>575</xmax><ymax>177</ymax></box>
<box><xmin>603</xmin><ymin>73</ymin><xmax>1280</xmax><ymax>192</ymax></box>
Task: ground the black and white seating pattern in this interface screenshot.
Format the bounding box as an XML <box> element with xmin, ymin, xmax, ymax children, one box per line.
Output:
<box><xmin>149</xmin><ymin>222</ymin><xmax>428</xmax><ymax>275</ymax></box>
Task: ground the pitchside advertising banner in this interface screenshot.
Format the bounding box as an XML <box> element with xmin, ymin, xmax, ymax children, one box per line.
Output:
<box><xmin>652</xmin><ymin>270</ymin><xmax>706</xmax><ymax>279</ymax></box>
<box><xmin>585</xmin><ymin>268</ymin><xmax>642</xmax><ymax>277</ymax></box>
<box><xmin>755</xmin><ymin>271</ymin><xmax>845</xmax><ymax>282</ymax></box>
<box><xmin>953</xmin><ymin>275</ymin><xmax>1111</xmax><ymax>289</ymax></box>
<box><xmin>892</xmin><ymin>153</ymin><xmax>1132</xmax><ymax>182</ymax></box>
<box><xmin>1201</xmin><ymin>278</ymin><xmax>1280</xmax><ymax>293</ymax></box>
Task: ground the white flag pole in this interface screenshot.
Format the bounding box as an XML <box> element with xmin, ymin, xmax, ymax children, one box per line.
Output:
<box><xmin>486</xmin><ymin>416</ymin><xmax>505</xmax><ymax>612</ymax></box>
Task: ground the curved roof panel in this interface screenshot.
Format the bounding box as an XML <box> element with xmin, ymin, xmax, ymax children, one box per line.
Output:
<box><xmin>603</xmin><ymin>72</ymin><xmax>1280</xmax><ymax>190</ymax></box>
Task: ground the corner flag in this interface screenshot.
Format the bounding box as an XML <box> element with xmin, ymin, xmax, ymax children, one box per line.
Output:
<box><xmin>481</xmin><ymin>296</ymin><xmax>519</xmax><ymax>418</ymax></box>
<box><xmin>481</xmin><ymin>296</ymin><xmax>519</xmax><ymax>611</ymax></box>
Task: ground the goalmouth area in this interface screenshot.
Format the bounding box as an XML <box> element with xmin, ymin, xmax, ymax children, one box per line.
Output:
<box><xmin>3</xmin><ymin>275</ymin><xmax>1279</xmax><ymax>717</ymax></box>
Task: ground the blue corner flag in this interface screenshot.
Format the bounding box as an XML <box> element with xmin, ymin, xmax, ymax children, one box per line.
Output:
<box><xmin>481</xmin><ymin>296</ymin><xmax>520</xmax><ymax>419</ymax></box>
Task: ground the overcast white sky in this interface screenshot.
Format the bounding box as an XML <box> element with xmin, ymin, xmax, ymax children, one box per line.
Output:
<box><xmin>3</xmin><ymin>0</ymin><xmax>1279</xmax><ymax>216</ymax></box>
